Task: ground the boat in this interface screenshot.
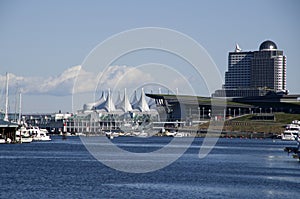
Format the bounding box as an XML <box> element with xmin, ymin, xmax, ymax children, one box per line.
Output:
<box><xmin>165</xmin><ymin>130</ymin><xmax>177</xmax><ymax>137</ymax></box>
<box><xmin>174</xmin><ymin>132</ymin><xmax>184</xmax><ymax>137</ymax></box>
<box><xmin>0</xmin><ymin>138</ymin><xmax>6</xmax><ymax>144</ymax></box>
<box><xmin>0</xmin><ymin>136</ymin><xmax>12</xmax><ymax>144</ymax></box>
<box><xmin>281</xmin><ymin>121</ymin><xmax>300</xmax><ymax>141</ymax></box>
<box><xmin>281</xmin><ymin>131</ymin><xmax>297</xmax><ymax>141</ymax></box>
<box><xmin>16</xmin><ymin>127</ymin><xmax>33</xmax><ymax>143</ymax></box>
<box><xmin>29</xmin><ymin>126</ymin><xmax>51</xmax><ymax>141</ymax></box>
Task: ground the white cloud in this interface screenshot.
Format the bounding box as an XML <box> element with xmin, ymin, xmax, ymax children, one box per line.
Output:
<box><xmin>100</xmin><ymin>65</ymin><xmax>154</xmax><ymax>90</ymax></box>
<box><xmin>0</xmin><ymin>65</ymin><xmax>156</xmax><ymax>97</ymax></box>
<box><xmin>0</xmin><ymin>65</ymin><xmax>82</xmax><ymax>96</ymax></box>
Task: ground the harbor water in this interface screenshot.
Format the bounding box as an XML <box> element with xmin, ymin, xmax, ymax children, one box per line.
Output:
<box><xmin>0</xmin><ymin>136</ymin><xmax>299</xmax><ymax>198</ymax></box>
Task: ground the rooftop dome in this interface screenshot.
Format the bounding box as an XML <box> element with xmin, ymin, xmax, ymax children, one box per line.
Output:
<box><xmin>259</xmin><ymin>40</ymin><xmax>277</xmax><ymax>51</ymax></box>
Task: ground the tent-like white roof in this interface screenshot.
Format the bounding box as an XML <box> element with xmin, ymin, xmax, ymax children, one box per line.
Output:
<box><xmin>115</xmin><ymin>88</ymin><xmax>132</xmax><ymax>112</ymax></box>
<box><xmin>132</xmin><ymin>88</ymin><xmax>150</xmax><ymax>112</ymax></box>
<box><xmin>94</xmin><ymin>89</ymin><xmax>116</xmax><ymax>112</ymax></box>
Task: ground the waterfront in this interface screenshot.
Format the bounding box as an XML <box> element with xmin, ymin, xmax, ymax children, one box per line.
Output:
<box><xmin>0</xmin><ymin>136</ymin><xmax>299</xmax><ymax>199</ymax></box>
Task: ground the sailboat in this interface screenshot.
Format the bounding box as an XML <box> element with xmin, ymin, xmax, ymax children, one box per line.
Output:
<box><xmin>0</xmin><ymin>73</ymin><xmax>19</xmax><ymax>144</ymax></box>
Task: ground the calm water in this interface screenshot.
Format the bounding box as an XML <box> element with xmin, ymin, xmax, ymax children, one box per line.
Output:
<box><xmin>0</xmin><ymin>136</ymin><xmax>299</xmax><ymax>199</ymax></box>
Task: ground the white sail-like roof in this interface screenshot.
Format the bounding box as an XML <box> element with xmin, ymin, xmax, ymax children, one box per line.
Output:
<box><xmin>133</xmin><ymin>88</ymin><xmax>150</xmax><ymax>112</ymax></box>
<box><xmin>94</xmin><ymin>89</ymin><xmax>116</xmax><ymax>112</ymax></box>
<box><xmin>116</xmin><ymin>88</ymin><xmax>132</xmax><ymax>112</ymax></box>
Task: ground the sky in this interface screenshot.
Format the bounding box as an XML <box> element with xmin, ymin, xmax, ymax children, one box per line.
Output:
<box><xmin>0</xmin><ymin>0</ymin><xmax>299</xmax><ymax>113</ymax></box>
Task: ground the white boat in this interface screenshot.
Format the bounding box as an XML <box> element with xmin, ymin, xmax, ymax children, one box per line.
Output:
<box><xmin>16</xmin><ymin>127</ymin><xmax>33</xmax><ymax>143</ymax></box>
<box><xmin>0</xmin><ymin>138</ymin><xmax>6</xmax><ymax>144</ymax></box>
<box><xmin>16</xmin><ymin>126</ymin><xmax>51</xmax><ymax>142</ymax></box>
<box><xmin>165</xmin><ymin>131</ymin><xmax>177</xmax><ymax>137</ymax></box>
<box><xmin>0</xmin><ymin>133</ymin><xmax>6</xmax><ymax>144</ymax></box>
<box><xmin>174</xmin><ymin>132</ymin><xmax>184</xmax><ymax>137</ymax></box>
<box><xmin>281</xmin><ymin>131</ymin><xmax>298</xmax><ymax>141</ymax></box>
<box><xmin>29</xmin><ymin>127</ymin><xmax>51</xmax><ymax>141</ymax></box>
<box><xmin>281</xmin><ymin>121</ymin><xmax>300</xmax><ymax>141</ymax></box>
<box><xmin>0</xmin><ymin>137</ymin><xmax>12</xmax><ymax>144</ymax></box>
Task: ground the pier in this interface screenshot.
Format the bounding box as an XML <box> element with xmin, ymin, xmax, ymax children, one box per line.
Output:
<box><xmin>0</xmin><ymin>119</ymin><xmax>18</xmax><ymax>143</ymax></box>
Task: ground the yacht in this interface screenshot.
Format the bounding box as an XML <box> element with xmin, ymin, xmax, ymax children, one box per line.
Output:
<box><xmin>16</xmin><ymin>127</ymin><xmax>33</xmax><ymax>143</ymax></box>
<box><xmin>281</xmin><ymin>120</ymin><xmax>300</xmax><ymax>141</ymax></box>
<box><xmin>28</xmin><ymin>126</ymin><xmax>51</xmax><ymax>141</ymax></box>
<box><xmin>281</xmin><ymin>131</ymin><xmax>297</xmax><ymax>141</ymax></box>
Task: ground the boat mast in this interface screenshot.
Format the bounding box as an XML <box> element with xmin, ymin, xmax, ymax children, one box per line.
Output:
<box><xmin>18</xmin><ymin>92</ymin><xmax>22</xmax><ymax>125</ymax></box>
<box><xmin>4</xmin><ymin>73</ymin><xmax>9</xmax><ymax>121</ymax></box>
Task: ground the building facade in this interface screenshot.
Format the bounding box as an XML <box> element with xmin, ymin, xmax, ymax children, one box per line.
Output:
<box><xmin>214</xmin><ymin>40</ymin><xmax>287</xmax><ymax>97</ymax></box>
<box><xmin>251</xmin><ymin>41</ymin><xmax>286</xmax><ymax>92</ymax></box>
<box><xmin>224</xmin><ymin>44</ymin><xmax>253</xmax><ymax>89</ymax></box>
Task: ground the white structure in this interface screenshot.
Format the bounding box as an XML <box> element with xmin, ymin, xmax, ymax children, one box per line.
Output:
<box><xmin>132</xmin><ymin>88</ymin><xmax>150</xmax><ymax>112</ymax></box>
<box><xmin>80</xmin><ymin>88</ymin><xmax>157</xmax><ymax>115</ymax></box>
<box><xmin>69</xmin><ymin>88</ymin><xmax>159</xmax><ymax>135</ymax></box>
<box><xmin>82</xmin><ymin>88</ymin><xmax>157</xmax><ymax>113</ymax></box>
<box><xmin>115</xmin><ymin>88</ymin><xmax>133</xmax><ymax>112</ymax></box>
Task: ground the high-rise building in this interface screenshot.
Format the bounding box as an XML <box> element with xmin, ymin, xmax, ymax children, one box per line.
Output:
<box><xmin>251</xmin><ymin>41</ymin><xmax>286</xmax><ymax>92</ymax></box>
<box><xmin>224</xmin><ymin>44</ymin><xmax>253</xmax><ymax>89</ymax></box>
<box><xmin>214</xmin><ymin>40</ymin><xmax>287</xmax><ymax>97</ymax></box>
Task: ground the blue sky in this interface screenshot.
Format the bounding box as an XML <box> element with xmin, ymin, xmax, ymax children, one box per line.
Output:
<box><xmin>0</xmin><ymin>0</ymin><xmax>299</xmax><ymax>113</ymax></box>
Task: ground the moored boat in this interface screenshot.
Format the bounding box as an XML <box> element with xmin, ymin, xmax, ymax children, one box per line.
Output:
<box><xmin>16</xmin><ymin>127</ymin><xmax>32</xmax><ymax>143</ymax></box>
<box><xmin>0</xmin><ymin>138</ymin><xmax>6</xmax><ymax>144</ymax></box>
<box><xmin>29</xmin><ymin>127</ymin><xmax>51</xmax><ymax>141</ymax></box>
<box><xmin>281</xmin><ymin>120</ymin><xmax>300</xmax><ymax>141</ymax></box>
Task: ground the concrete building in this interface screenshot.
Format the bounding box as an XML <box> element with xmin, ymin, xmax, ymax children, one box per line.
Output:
<box><xmin>251</xmin><ymin>41</ymin><xmax>286</xmax><ymax>92</ymax></box>
<box><xmin>214</xmin><ymin>40</ymin><xmax>287</xmax><ymax>97</ymax></box>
